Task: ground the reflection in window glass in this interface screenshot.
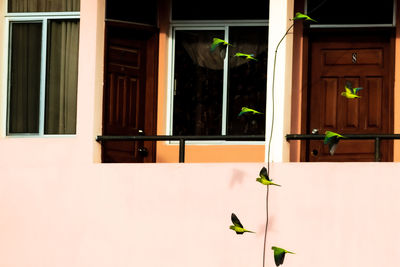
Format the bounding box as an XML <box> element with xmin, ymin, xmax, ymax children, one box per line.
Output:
<box><xmin>45</xmin><ymin>20</ymin><xmax>79</xmax><ymax>134</ymax></box>
<box><xmin>9</xmin><ymin>23</ymin><xmax>42</xmax><ymax>133</ymax></box>
<box><xmin>172</xmin><ymin>27</ymin><xmax>268</xmax><ymax>137</ymax></box>
<box><xmin>173</xmin><ymin>30</ymin><xmax>224</xmax><ymax>135</ymax></box>
<box><xmin>227</xmin><ymin>26</ymin><xmax>267</xmax><ymax>135</ymax></box>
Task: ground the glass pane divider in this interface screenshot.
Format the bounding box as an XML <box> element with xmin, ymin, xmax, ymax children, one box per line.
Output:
<box><xmin>5</xmin><ymin>20</ymin><xmax>12</xmax><ymax>136</ymax></box>
<box><xmin>166</xmin><ymin>27</ymin><xmax>176</xmax><ymax>136</ymax></box>
<box><xmin>38</xmin><ymin>18</ymin><xmax>48</xmax><ymax>135</ymax></box>
<box><xmin>221</xmin><ymin>26</ymin><xmax>229</xmax><ymax>135</ymax></box>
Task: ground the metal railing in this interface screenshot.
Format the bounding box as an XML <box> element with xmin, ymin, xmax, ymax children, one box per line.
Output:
<box><xmin>286</xmin><ymin>133</ymin><xmax>400</xmax><ymax>162</ymax></box>
<box><xmin>96</xmin><ymin>135</ymin><xmax>265</xmax><ymax>163</ymax></box>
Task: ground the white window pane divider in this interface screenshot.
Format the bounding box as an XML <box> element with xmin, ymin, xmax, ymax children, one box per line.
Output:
<box><xmin>5</xmin><ymin>19</ymin><xmax>12</xmax><ymax>137</ymax></box>
<box><xmin>38</xmin><ymin>18</ymin><xmax>48</xmax><ymax>135</ymax></box>
<box><xmin>220</xmin><ymin>25</ymin><xmax>229</xmax><ymax>135</ymax></box>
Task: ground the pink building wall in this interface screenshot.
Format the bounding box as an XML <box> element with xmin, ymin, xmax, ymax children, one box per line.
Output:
<box><xmin>1</xmin><ymin>1</ymin><xmax>400</xmax><ymax>266</ymax></box>
<box><xmin>0</xmin><ymin>162</ymin><xmax>399</xmax><ymax>267</ymax></box>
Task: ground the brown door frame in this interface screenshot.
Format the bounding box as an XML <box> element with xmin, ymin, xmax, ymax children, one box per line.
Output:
<box><xmin>102</xmin><ymin>21</ymin><xmax>159</xmax><ymax>162</ymax></box>
<box><xmin>291</xmin><ymin>0</ymin><xmax>396</xmax><ymax>161</ymax></box>
<box><xmin>307</xmin><ymin>29</ymin><xmax>394</xmax><ymax>161</ymax></box>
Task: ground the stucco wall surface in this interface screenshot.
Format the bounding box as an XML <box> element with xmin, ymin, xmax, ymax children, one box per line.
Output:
<box><xmin>0</xmin><ymin>162</ymin><xmax>399</xmax><ymax>267</ymax></box>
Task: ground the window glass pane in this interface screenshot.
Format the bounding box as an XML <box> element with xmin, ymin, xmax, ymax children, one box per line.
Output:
<box><xmin>173</xmin><ymin>30</ymin><xmax>224</xmax><ymax>135</ymax></box>
<box><xmin>8</xmin><ymin>0</ymin><xmax>80</xmax><ymax>12</ymax></box>
<box><xmin>45</xmin><ymin>20</ymin><xmax>79</xmax><ymax>134</ymax></box>
<box><xmin>172</xmin><ymin>0</ymin><xmax>269</xmax><ymax>20</ymax></box>
<box><xmin>8</xmin><ymin>23</ymin><xmax>42</xmax><ymax>134</ymax></box>
<box><xmin>307</xmin><ymin>0</ymin><xmax>393</xmax><ymax>25</ymax></box>
<box><xmin>106</xmin><ymin>0</ymin><xmax>157</xmax><ymax>25</ymax></box>
<box><xmin>227</xmin><ymin>26</ymin><xmax>267</xmax><ymax>135</ymax></box>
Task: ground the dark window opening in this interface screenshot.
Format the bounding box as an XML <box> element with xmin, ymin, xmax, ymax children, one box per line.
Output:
<box><xmin>172</xmin><ymin>26</ymin><xmax>267</xmax><ymax>136</ymax></box>
<box><xmin>106</xmin><ymin>0</ymin><xmax>158</xmax><ymax>25</ymax></box>
<box><xmin>172</xmin><ymin>0</ymin><xmax>269</xmax><ymax>20</ymax></box>
<box><xmin>307</xmin><ymin>0</ymin><xmax>394</xmax><ymax>25</ymax></box>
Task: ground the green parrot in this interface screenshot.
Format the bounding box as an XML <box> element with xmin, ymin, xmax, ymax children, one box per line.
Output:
<box><xmin>291</xmin><ymin>12</ymin><xmax>317</xmax><ymax>23</ymax></box>
<box><xmin>341</xmin><ymin>81</ymin><xmax>363</xmax><ymax>99</ymax></box>
<box><xmin>210</xmin><ymin>38</ymin><xmax>232</xmax><ymax>52</ymax></box>
<box><xmin>324</xmin><ymin>130</ymin><xmax>346</xmax><ymax>155</ymax></box>
<box><xmin>238</xmin><ymin>107</ymin><xmax>263</xmax><ymax>116</ymax></box>
<box><xmin>233</xmin><ymin>52</ymin><xmax>258</xmax><ymax>61</ymax></box>
<box><xmin>229</xmin><ymin>213</ymin><xmax>255</xmax><ymax>235</ymax></box>
<box><xmin>256</xmin><ymin>166</ymin><xmax>281</xmax><ymax>186</ymax></box>
<box><xmin>271</xmin><ymin>246</ymin><xmax>295</xmax><ymax>266</ymax></box>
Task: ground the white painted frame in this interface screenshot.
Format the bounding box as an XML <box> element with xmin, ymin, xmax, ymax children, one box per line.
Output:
<box><xmin>5</xmin><ymin>10</ymin><xmax>79</xmax><ymax>137</ymax></box>
<box><xmin>167</xmin><ymin>20</ymin><xmax>268</xmax><ymax>145</ymax></box>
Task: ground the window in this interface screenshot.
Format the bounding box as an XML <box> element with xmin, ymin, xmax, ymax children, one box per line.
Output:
<box><xmin>6</xmin><ymin>0</ymin><xmax>80</xmax><ymax>135</ymax></box>
<box><xmin>170</xmin><ymin>0</ymin><xmax>268</xmax><ymax>137</ymax></box>
<box><xmin>306</xmin><ymin>0</ymin><xmax>394</xmax><ymax>26</ymax></box>
<box><xmin>171</xmin><ymin>26</ymin><xmax>268</xmax><ymax>136</ymax></box>
<box><xmin>106</xmin><ymin>0</ymin><xmax>157</xmax><ymax>26</ymax></box>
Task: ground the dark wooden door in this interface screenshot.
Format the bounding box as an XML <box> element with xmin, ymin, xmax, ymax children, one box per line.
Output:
<box><xmin>102</xmin><ymin>23</ymin><xmax>158</xmax><ymax>163</ymax></box>
<box><xmin>307</xmin><ymin>31</ymin><xmax>393</xmax><ymax>162</ymax></box>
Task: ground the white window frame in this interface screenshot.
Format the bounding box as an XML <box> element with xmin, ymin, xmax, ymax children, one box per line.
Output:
<box><xmin>5</xmin><ymin>10</ymin><xmax>80</xmax><ymax>137</ymax></box>
<box><xmin>167</xmin><ymin>20</ymin><xmax>268</xmax><ymax>145</ymax></box>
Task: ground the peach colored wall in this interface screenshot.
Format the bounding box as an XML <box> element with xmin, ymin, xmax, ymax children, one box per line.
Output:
<box><xmin>155</xmin><ymin>0</ymin><xmax>265</xmax><ymax>163</ymax></box>
<box><xmin>0</xmin><ymin>162</ymin><xmax>399</xmax><ymax>267</ymax></box>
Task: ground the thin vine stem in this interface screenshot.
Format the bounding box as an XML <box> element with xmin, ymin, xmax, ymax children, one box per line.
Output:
<box><xmin>262</xmin><ymin>22</ymin><xmax>294</xmax><ymax>267</ymax></box>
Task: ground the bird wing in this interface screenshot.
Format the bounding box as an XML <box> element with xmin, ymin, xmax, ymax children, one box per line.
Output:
<box><xmin>231</xmin><ymin>213</ymin><xmax>243</xmax><ymax>228</ymax></box>
<box><xmin>210</xmin><ymin>38</ymin><xmax>227</xmax><ymax>52</ymax></box>
<box><xmin>344</xmin><ymin>83</ymin><xmax>353</xmax><ymax>95</ymax></box>
<box><xmin>329</xmin><ymin>142</ymin><xmax>338</xmax><ymax>155</ymax></box>
<box><xmin>234</xmin><ymin>53</ymin><xmax>246</xmax><ymax>57</ymax></box>
<box><xmin>274</xmin><ymin>250</ymin><xmax>285</xmax><ymax>266</ymax></box>
<box><xmin>353</xmin><ymin>87</ymin><xmax>363</xmax><ymax>94</ymax></box>
<box><xmin>259</xmin><ymin>167</ymin><xmax>268</xmax><ymax>180</ymax></box>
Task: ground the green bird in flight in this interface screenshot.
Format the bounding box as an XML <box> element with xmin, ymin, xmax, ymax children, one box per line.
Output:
<box><xmin>341</xmin><ymin>81</ymin><xmax>363</xmax><ymax>99</ymax></box>
<box><xmin>234</xmin><ymin>52</ymin><xmax>258</xmax><ymax>61</ymax></box>
<box><xmin>256</xmin><ymin>167</ymin><xmax>281</xmax><ymax>186</ymax></box>
<box><xmin>210</xmin><ymin>38</ymin><xmax>232</xmax><ymax>52</ymax></box>
<box><xmin>324</xmin><ymin>130</ymin><xmax>346</xmax><ymax>155</ymax></box>
<box><xmin>229</xmin><ymin>213</ymin><xmax>255</xmax><ymax>235</ymax></box>
<box><xmin>238</xmin><ymin>107</ymin><xmax>263</xmax><ymax>116</ymax></box>
<box><xmin>271</xmin><ymin>246</ymin><xmax>295</xmax><ymax>266</ymax></box>
<box><xmin>291</xmin><ymin>12</ymin><xmax>317</xmax><ymax>23</ymax></box>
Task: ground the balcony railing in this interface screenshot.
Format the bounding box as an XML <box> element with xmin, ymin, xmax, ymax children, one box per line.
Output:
<box><xmin>97</xmin><ymin>133</ymin><xmax>400</xmax><ymax>162</ymax></box>
<box><xmin>96</xmin><ymin>135</ymin><xmax>265</xmax><ymax>163</ymax></box>
<box><xmin>286</xmin><ymin>133</ymin><xmax>400</xmax><ymax>162</ymax></box>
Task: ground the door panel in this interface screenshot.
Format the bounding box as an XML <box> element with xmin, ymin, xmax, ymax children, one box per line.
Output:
<box><xmin>102</xmin><ymin>24</ymin><xmax>158</xmax><ymax>163</ymax></box>
<box><xmin>307</xmin><ymin>32</ymin><xmax>393</xmax><ymax>162</ymax></box>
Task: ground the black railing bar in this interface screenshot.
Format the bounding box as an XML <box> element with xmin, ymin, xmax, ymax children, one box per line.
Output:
<box><xmin>179</xmin><ymin>138</ymin><xmax>185</xmax><ymax>163</ymax></box>
<box><xmin>96</xmin><ymin>135</ymin><xmax>266</xmax><ymax>142</ymax></box>
<box><xmin>375</xmin><ymin>137</ymin><xmax>381</xmax><ymax>162</ymax></box>
<box><xmin>286</xmin><ymin>134</ymin><xmax>400</xmax><ymax>141</ymax></box>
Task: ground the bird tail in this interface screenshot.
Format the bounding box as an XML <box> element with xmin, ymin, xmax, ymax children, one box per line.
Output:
<box><xmin>271</xmin><ymin>182</ymin><xmax>281</xmax><ymax>187</ymax></box>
